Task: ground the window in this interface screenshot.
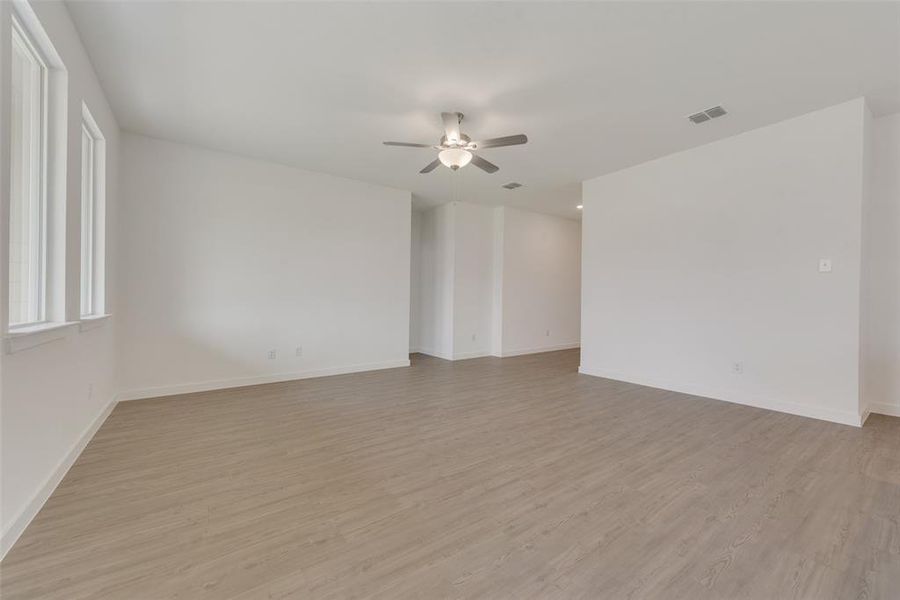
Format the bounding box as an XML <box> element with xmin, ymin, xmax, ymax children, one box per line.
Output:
<box><xmin>81</xmin><ymin>106</ymin><xmax>105</xmax><ymax>317</ymax></box>
<box><xmin>9</xmin><ymin>17</ymin><xmax>48</xmax><ymax>327</ymax></box>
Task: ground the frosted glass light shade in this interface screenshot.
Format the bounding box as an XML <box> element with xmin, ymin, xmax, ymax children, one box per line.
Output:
<box><xmin>438</xmin><ymin>148</ymin><xmax>473</xmax><ymax>170</ymax></box>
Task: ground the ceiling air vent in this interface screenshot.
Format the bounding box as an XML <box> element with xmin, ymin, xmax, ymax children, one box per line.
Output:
<box><xmin>688</xmin><ymin>112</ymin><xmax>710</xmax><ymax>124</ymax></box>
<box><xmin>502</xmin><ymin>182</ymin><xmax>523</xmax><ymax>190</ymax></box>
<box><xmin>688</xmin><ymin>105</ymin><xmax>727</xmax><ymax>124</ymax></box>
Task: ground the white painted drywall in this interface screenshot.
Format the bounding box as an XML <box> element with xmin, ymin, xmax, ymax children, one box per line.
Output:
<box><xmin>116</xmin><ymin>134</ymin><xmax>411</xmax><ymax>398</ymax></box>
<box><xmin>409</xmin><ymin>210</ymin><xmax>422</xmax><ymax>351</ymax></box>
<box><xmin>490</xmin><ymin>207</ymin><xmax>504</xmax><ymax>356</ymax></box>
<box><xmin>417</xmin><ymin>203</ymin><xmax>454</xmax><ymax>359</ymax></box>
<box><xmin>0</xmin><ymin>0</ymin><xmax>120</xmax><ymax>556</ymax></box>
<box><xmin>581</xmin><ymin>99</ymin><xmax>868</xmax><ymax>426</ymax></box>
<box><xmin>415</xmin><ymin>202</ymin><xmax>581</xmax><ymax>360</ymax></box>
<box><xmin>67</xmin><ymin>1</ymin><xmax>900</xmax><ymax>217</ymax></box>
<box><xmin>451</xmin><ymin>202</ymin><xmax>495</xmax><ymax>360</ymax></box>
<box><xmin>499</xmin><ymin>207</ymin><xmax>581</xmax><ymax>356</ymax></box>
<box><xmin>862</xmin><ymin>112</ymin><xmax>900</xmax><ymax>416</ymax></box>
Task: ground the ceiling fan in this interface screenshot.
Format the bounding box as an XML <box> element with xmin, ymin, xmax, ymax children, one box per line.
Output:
<box><xmin>383</xmin><ymin>112</ymin><xmax>527</xmax><ymax>174</ymax></box>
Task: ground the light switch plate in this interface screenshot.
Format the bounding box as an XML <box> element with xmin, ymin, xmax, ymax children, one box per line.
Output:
<box><xmin>818</xmin><ymin>258</ymin><xmax>832</xmax><ymax>273</ymax></box>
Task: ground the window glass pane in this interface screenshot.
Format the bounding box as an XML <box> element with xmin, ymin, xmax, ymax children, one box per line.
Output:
<box><xmin>81</xmin><ymin>125</ymin><xmax>94</xmax><ymax>315</ymax></box>
<box><xmin>9</xmin><ymin>24</ymin><xmax>46</xmax><ymax>326</ymax></box>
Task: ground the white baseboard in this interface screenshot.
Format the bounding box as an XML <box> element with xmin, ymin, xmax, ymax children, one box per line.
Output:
<box><xmin>418</xmin><ymin>347</ymin><xmax>490</xmax><ymax>361</ymax></box>
<box><xmin>499</xmin><ymin>342</ymin><xmax>580</xmax><ymax>358</ymax></box>
<box><xmin>116</xmin><ymin>359</ymin><xmax>410</xmax><ymax>402</ymax></box>
<box><xmin>452</xmin><ymin>350</ymin><xmax>492</xmax><ymax>360</ymax></box>
<box><xmin>418</xmin><ymin>345</ymin><xmax>580</xmax><ymax>361</ymax></box>
<box><xmin>416</xmin><ymin>348</ymin><xmax>454</xmax><ymax>361</ymax></box>
<box><xmin>870</xmin><ymin>402</ymin><xmax>900</xmax><ymax>418</ymax></box>
<box><xmin>1</xmin><ymin>398</ymin><xmax>117</xmax><ymax>560</ymax></box>
<box><xmin>417</xmin><ymin>349</ymin><xmax>490</xmax><ymax>361</ymax></box>
<box><xmin>577</xmin><ymin>365</ymin><xmax>865</xmax><ymax>428</ymax></box>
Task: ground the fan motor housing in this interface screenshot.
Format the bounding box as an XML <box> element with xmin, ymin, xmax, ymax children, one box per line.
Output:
<box><xmin>440</xmin><ymin>133</ymin><xmax>471</xmax><ymax>148</ymax></box>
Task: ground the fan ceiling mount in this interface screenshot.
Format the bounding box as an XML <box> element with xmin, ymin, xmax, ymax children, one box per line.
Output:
<box><xmin>383</xmin><ymin>112</ymin><xmax>528</xmax><ymax>174</ymax></box>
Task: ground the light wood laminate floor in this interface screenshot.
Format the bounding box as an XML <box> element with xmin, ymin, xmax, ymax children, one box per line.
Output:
<box><xmin>2</xmin><ymin>350</ymin><xmax>899</xmax><ymax>599</ymax></box>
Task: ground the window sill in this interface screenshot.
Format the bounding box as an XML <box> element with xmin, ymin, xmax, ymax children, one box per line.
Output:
<box><xmin>5</xmin><ymin>321</ymin><xmax>78</xmax><ymax>354</ymax></box>
<box><xmin>79</xmin><ymin>313</ymin><xmax>111</xmax><ymax>332</ymax></box>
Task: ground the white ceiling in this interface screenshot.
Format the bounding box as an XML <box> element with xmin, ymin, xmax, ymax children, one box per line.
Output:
<box><xmin>67</xmin><ymin>1</ymin><xmax>900</xmax><ymax>219</ymax></box>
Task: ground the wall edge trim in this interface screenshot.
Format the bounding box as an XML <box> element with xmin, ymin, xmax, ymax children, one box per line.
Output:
<box><xmin>116</xmin><ymin>359</ymin><xmax>411</xmax><ymax>402</ymax></box>
<box><xmin>1</xmin><ymin>397</ymin><xmax>117</xmax><ymax>559</ymax></box>
<box><xmin>499</xmin><ymin>343</ymin><xmax>580</xmax><ymax>358</ymax></box>
<box><xmin>870</xmin><ymin>402</ymin><xmax>900</xmax><ymax>418</ymax></box>
<box><xmin>578</xmin><ymin>365</ymin><xmax>864</xmax><ymax>427</ymax></box>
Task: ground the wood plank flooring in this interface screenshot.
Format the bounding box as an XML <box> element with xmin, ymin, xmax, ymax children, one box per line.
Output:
<box><xmin>2</xmin><ymin>350</ymin><xmax>898</xmax><ymax>599</ymax></box>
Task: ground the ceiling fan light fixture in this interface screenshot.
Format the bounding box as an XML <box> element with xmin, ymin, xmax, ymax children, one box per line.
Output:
<box><xmin>384</xmin><ymin>112</ymin><xmax>527</xmax><ymax>175</ymax></box>
<box><xmin>438</xmin><ymin>148</ymin><xmax>472</xmax><ymax>170</ymax></box>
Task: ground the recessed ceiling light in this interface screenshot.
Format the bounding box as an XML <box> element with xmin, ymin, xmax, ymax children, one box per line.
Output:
<box><xmin>576</xmin><ymin>204</ymin><xmax>583</xmax><ymax>210</ymax></box>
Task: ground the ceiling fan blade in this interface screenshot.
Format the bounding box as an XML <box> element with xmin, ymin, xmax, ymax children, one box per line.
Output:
<box><xmin>383</xmin><ymin>141</ymin><xmax>432</xmax><ymax>148</ymax></box>
<box><xmin>471</xmin><ymin>154</ymin><xmax>499</xmax><ymax>174</ymax></box>
<box><xmin>473</xmin><ymin>134</ymin><xmax>528</xmax><ymax>149</ymax></box>
<box><xmin>441</xmin><ymin>112</ymin><xmax>461</xmax><ymax>143</ymax></box>
<box><xmin>419</xmin><ymin>159</ymin><xmax>441</xmax><ymax>174</ymax></box>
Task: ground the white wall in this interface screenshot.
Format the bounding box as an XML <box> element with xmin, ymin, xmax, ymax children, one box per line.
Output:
<box><xmin>1</xmin><ymin>0</ymin><xmax>121</xmax><ymax>556</ymax></box>
<box><xmin>416</xmin><ymin>201</ymin><xmax>496</xmax><ymax>361</ymax></box>
<box><xmin>415</xmin><ymin>201</ymin><xmax>581</xmax><ymax>360</ymax></box>
<box><xmin>451</xmin><ymin>202</ymin><xmax>495</xmax><ymax>360</ymax></box>
<box><xmin>499</xmin><ymin>207</ymin><xmax>581</xmax><ymax>356</ymax></box>
<box><xmin>409</xmin><ymin>210</ymin><xmax>422</xmax><ymax>351</ymax></box>
<box><xmin>862</xmin><ymin>113</ymin><xmax>900</xmax><ymax>416</ymax></box>
<box><xmin>581</xmin><ymin>99</ymin><xmax>868</xmax><ymax>426</ymax></box>
<box><xmin>417</xmin><ymin>203</ymin><xmax>454</xmax><ymax>359</ymax></box>
<box><xmin>116</xmin><ymin>134</ymin><xmax>411</xmax><ymax>398</ymax></box>
<box><xmin>491</xmin><ymin>207</ymin><xmax>504</xmax><ymax>356</ymax></box>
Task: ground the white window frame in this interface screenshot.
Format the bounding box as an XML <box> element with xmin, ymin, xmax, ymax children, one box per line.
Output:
<box><xmin>80</xmin><ymin>104</ymin><xmax>105</xmax><ymax>318</ymax></box>
<box><xmin>8</xmin><ymin>14</ymin><xmax>49</xmax><ymax>329</ymax></box>
<box><xmin>5</xmin><ymin>1</ymin><xmax>73</xmax><ymax>352</ymax></box>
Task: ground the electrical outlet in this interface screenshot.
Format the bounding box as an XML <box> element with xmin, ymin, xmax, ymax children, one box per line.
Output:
<box><xmin>546</xmin><ymin>329</ymin><xmax>550</xmax><ymax>337</ymax></box>
<box><xmin>818</xmin><ymin>258</ymin><xmax>832</xmax><ymax>273</ymax></box>
<box><xmin>732</xmin><ymin>362</ymin><xmax>744</xmax><ymax>374</ymax></box>
<box><xmin>268</xmin><ymin>350</ymin><xmax>277</xmax><ymax>360</ymax></box>
<box><xmin>295</xmin><ymin>346</ymin><xmax>303</xmax><ymax>357</ymax></box>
